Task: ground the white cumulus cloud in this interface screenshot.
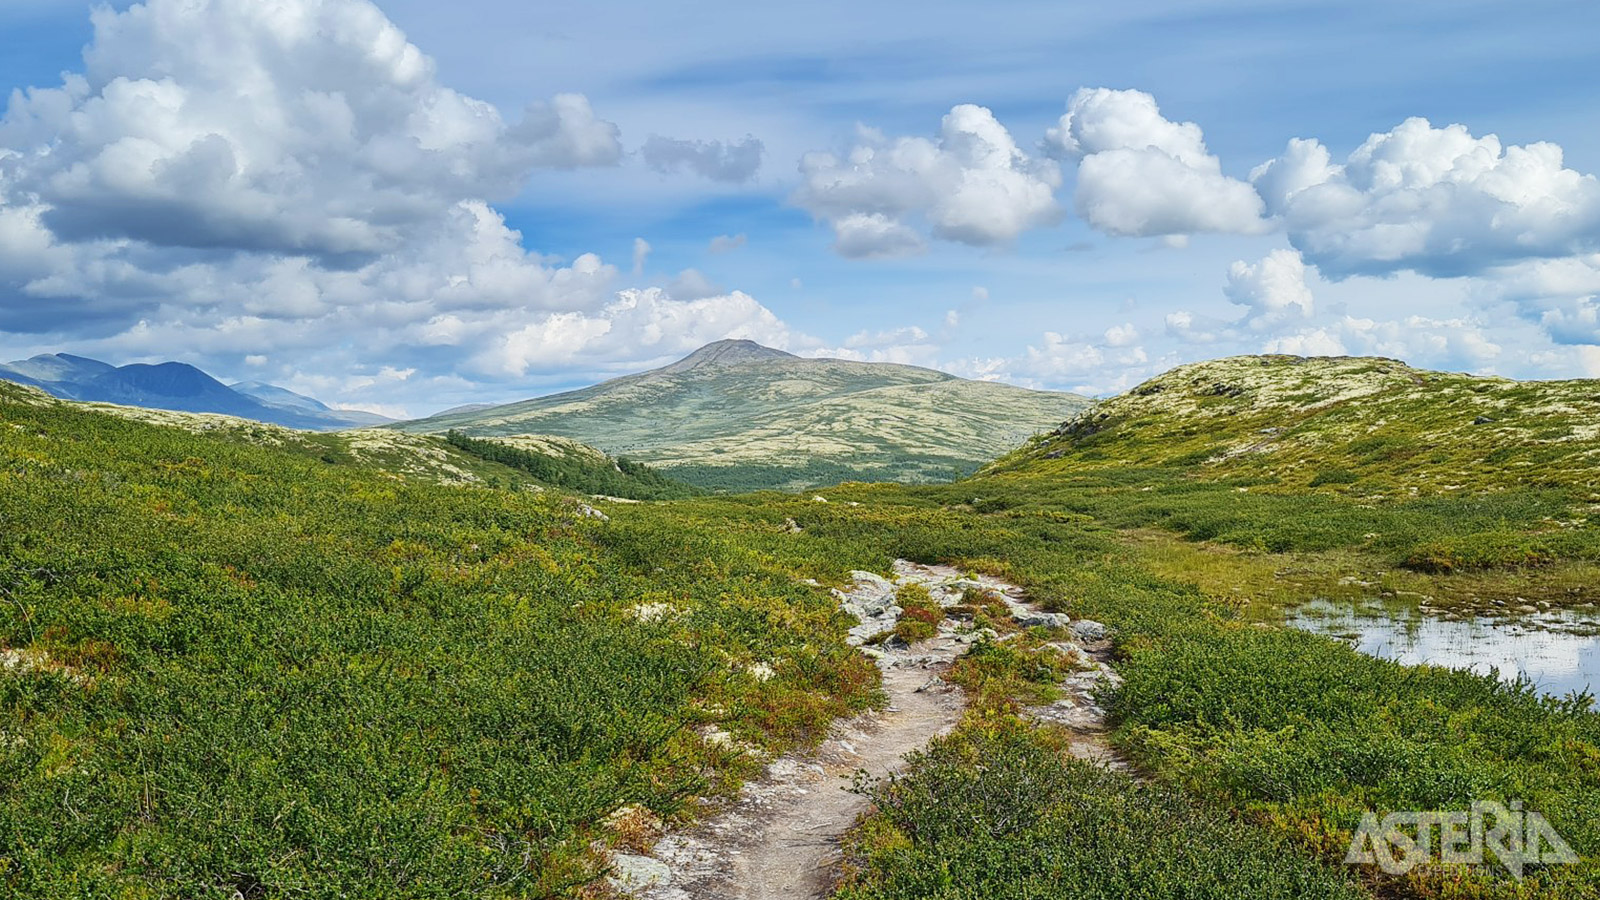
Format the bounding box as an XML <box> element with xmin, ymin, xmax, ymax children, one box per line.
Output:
<box><xmin>796</xmin><ymin>105</ymin><xmax>1062</xmax><ymax>257</ymax></box>
<box><xmin>476</xmin><ymin>287</ymin><xmax>796</xmax><ymax>378</ymax></box>
<box><xmin>1224</xmin><ymin>248</ymin><xmax>1316</xmax><ymax>331</ymax></box>
<box><xmin>0</xmin><ymin>0</ymin><xmax>620</xmax><ymax>266</ymax></box>
<box><xmin>811</xmin><ymin>325</ymin><xmax>939</xmax><ymax>367</ymax></box>
<box><xmin>829</xmin><ymin>212</ymin><xmax>926</xmax><ymax>259</ymax></box>
<box><xmin>0</xmin><ymin>0</ymin><xmax>817</xmax><ymax>413</ymax></box>
<box><xmin>1165</xmin><ymin>249</ymin><xmax>1318</xmax><ymax>348</ymax></box>
<box><xmin>1263</xmin><ymin>328</ymin><xmax>1346</xmax><ymax>357</ymax></box>
<box><xmin>1047</xmin><ymin>88</ymin><xmax>1265</xmax><ymax>238</ymax></box>
<box><xmin>947</xmin><ymin>327</ymin><xmax>1151</xmax><ymax>394</ymax></box>
<box><xmin>1468</xmin><ymin>255</ymin><xmax>1600</xmax><ymax>345</ymax></box>
<box><xmin>1252</xmin><ymin>117</ymin><xmax>1600</xmax><ymax>279</ymax></box>
<box><xmin>1266</xmin><ymin>315</ymin><xmax>1503</xmax><ymax>370</ymax></box>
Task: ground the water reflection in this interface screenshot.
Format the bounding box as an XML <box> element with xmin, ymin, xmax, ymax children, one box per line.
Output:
<box><xmin>1289</xmin><ymin>598</ymin><xmax>1600</xmax><ymax>704</ymax></box>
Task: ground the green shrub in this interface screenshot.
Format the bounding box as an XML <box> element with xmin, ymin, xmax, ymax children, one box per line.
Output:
<box><xmin>443</xmin><ymin>430</ymin><xmax>702</xmax><ymax>500</ymax></box>
<box><xmin>893</xmin><ymin>584</ymin><xmax>943</xmax><ymax>643</ymax></box>
<box><xmin>1403</xmin><ymin>531</ymin><xmax>1558</xmax><ymax>573</ymax></box>
<box><xmin>0</xmin><ymin>396</ymin><xmax>871</xmax><ymax>898</ymax></box>
<box><xmin>836</xmin><ymin>722</ymin><xmax>1366</xmax><ymax>900</ymax></box>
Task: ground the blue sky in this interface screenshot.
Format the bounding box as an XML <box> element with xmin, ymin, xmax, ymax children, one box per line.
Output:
<box><xmin>1</xmin><ymin>0</ymin><xmax>1598</xmax><ymax>416</ymax></box>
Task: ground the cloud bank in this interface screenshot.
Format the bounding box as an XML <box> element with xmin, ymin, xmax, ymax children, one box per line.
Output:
<box><xmin>1047</xmin><ymin>88</ymin><xmax>1265</xmax><ymax>238</ymax></box>
<box><xmin>641</xmin><ymin>135</ymin><xmax>764</xmax><ymax>183</ymax></box>
<box><xmin>795</xmin><ymin>104</ymin><xmax>1062</xmax><ymax>258</ymax></box>
<box><xmin>0</xmin><ymin>0</ymin><xmax>799</xmax><ymax>413</ymax></box>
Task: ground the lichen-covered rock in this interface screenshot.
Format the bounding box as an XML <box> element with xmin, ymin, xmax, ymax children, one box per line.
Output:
<box><xmin>1015</xmin><ymin>611</ymin><xmax>1072</xmax><ymax>629</ymax></box>
<box><xmin>1071</xmin><ymin>620</ymin><xmax>1109</xmax><ymax>642</ymax></box>
<box><xmin>833</xmin><ymin>571</ymin><xmax>903</xmax><ymax>645</ymax></box>
<box><xmin>631</xmin><ymin>603</ymin><xmax>681</xmax><ymax>623</ymax></box>
<box><xmin>609</xmin><ymin>853</ymin><xmax>672</xmax><ymax>891</ymax></box>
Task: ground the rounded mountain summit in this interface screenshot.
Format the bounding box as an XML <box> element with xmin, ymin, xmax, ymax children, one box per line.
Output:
<box><xmin>397</xmin><ymin>340</ymin><xmax>1090</xmax><ymax>492</ymax></box>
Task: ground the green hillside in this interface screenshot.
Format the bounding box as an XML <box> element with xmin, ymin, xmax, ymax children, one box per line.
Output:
<box><xmin>3</xmin><ymin>359</ymin><xmax>1597</xmax><ymax>900</ymax></box>
<box><xmin>984</xmin><ymin>354</ymin><xmax>1600</xmax><ymax>581</ymax></box>
<box><xmin>10</xmin><ymin>384</ymin><xmax>695</xmax><ymax>501</ymax></box>
<box><xmin>0</xmin><ymin>379</ymin><xmax>870</xmax><ymax>898</ymax></box>
<box><xmin>396</xmin><ymin>340</ymin><xmax>1089</xmax><ymax>492</ymax></box>
<box><xmin>998</xmin><ymin>354</ymin><xmax>1600</xmax><ymax>495</ymax></box>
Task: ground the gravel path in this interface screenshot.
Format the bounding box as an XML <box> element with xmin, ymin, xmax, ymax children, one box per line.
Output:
<box><xmin>616</xmin><ymin>561</ymin><xmax>1121</xmax><ymax>899</ymax></box>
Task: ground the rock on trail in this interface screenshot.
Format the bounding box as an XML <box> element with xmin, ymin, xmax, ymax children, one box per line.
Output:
<box><xmin>621</xmin><ymin>560</ymin><xmax>1121</xmax><ymax>899</ymax></box>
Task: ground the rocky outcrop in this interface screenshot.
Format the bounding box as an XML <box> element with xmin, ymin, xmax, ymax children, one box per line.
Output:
<box><xmin>831</xmin><ymin>561</ymin><xmax>1106</xmax><ymax>645</ymax></box>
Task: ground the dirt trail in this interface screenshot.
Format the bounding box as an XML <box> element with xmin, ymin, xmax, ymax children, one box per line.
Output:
<box><xmin>618</xmin><ymin>561</ymin><xmax>1122</xmax><ymax>899</ymax></box>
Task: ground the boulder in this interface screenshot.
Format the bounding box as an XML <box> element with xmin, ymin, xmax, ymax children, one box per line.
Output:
<box><xmin>1070</xmin><ymin>620</ymin><xmax>1109</xmax><ymax>642</ymax></box>
<box><xmin>1015</xmin><ymin>610</ymin><xmax>1072</xmax><ymax>629</ymax></box>
<box><xmin>609</xmin><ymin>853</ymin><xmax>671</xmax><ymax>891</ymax></box>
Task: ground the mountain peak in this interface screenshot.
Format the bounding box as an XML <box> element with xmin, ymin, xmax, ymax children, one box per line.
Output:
<box><xmin>0</xmin><ymin>352</ymin><xmax>115</xmax><ymax>385</ymax></box>
<box><xmin>106</xmin><ymin>362</ymin><xmax>221</xmax><ymax>398</ymax></box>
<box><xmin>0</xmin><ymin>352</ymin><xmax>392</xmax><ymax>430</ymax></box>
<box><xmin>661</xmin><ymin>340</ymin><xmax>798</xmax><ymax>373</ymax></box>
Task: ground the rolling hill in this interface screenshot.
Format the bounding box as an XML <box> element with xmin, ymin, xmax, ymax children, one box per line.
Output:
<box><xmin>979</xmin><ymin>354</ymin><xmax>1600</xmax><ymax>578</ymax></box>
<box><xmin>0</xmin><ymin>379</ymin><xmax>692</xmax><ymax>499</ymax></box>
<box><xmin>0</xmin><ymin>376</ymin><xmax>869</xmax><ymax>899</ymax></box>
<box><xmin>992</xmin><ymin>353</ymin><xmax>1600</xmax><ymax>496</ymax></box>
<box><xmin>0</xmin><ymin>353</ymin><xmax>392</xmax><ymax>431</ymax></box>
<box><xmin>3</xmin><ymin>354</ymin><xmax>1597</xmax><ymax>898</ymax></box>
<box><xmin>396</xmin><ymin>339</ymin><xmax>1090</xmax><ymax>491</ymax></box>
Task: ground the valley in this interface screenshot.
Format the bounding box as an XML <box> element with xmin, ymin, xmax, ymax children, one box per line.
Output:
<box><xmin>0</xmin><ymin>352</ymin><xmax>1596</xmax><ymax>899</ymax></box>
<box><xmin>5</xmin><ymin>3</ymin><xmax>1594</xmax><ymax>899</ymax></box>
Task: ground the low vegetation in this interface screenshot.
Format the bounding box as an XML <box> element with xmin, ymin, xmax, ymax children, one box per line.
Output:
<box><xmin>984</xmin><ymin>355</ymin><xmax>1600</xmax><ymax>605</ymax></box>
<box><xmin>442</xmin><ymin>430</ymin><xmax>701</xmax><ymax>500</ymax></box>
<box><xmin>3</xmin><ymin>353</ymin><xmax>1598</xmax><ymax>899</ymax></box>
<box><xmin>0</xmin><ymin>383</ymin><xmax>872</xmax><ymax>898</ymax></box>
<box><xmin>835</xmin><ymin>721</ymin><xmax>1367</xmax><ymax>900</ymax></box>
<box><xmin>664</xmin><ymin>484</ymin><xmax>1598</xmax><ymax>899</ymax></box>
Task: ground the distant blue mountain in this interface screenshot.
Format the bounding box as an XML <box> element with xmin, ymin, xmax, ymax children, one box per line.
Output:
<box><xmin>0</xmin><ymin>354</ymin><xmax>392</xmax><ymax>431</ymax></box>
<box><xmin>0</xmin><ymin>352</ymin><xmax>114</xmax><ymax>387</ymax></box>
<box><xmin>231</xmin><ymin>380</ymin><xmax>394</xmax><ymax>426</ymax></box>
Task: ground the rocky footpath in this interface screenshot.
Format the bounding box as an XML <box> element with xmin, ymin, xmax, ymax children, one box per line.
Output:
<box><xmin>614</xmin><ymin>561</ymin><xmax>1120</xmax><ymax>899</ymax></box>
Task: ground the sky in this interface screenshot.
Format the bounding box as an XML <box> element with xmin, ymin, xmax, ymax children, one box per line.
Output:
<box><xmin>1</xmin><ymin>0</ymin><xmax>1599</xmax><ymax>417</ymax></box>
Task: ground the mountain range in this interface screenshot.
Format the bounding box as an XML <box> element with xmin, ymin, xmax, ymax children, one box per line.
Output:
<box><xmin>1</xmin><ymin>341</ymin><xmax>1089</xmax><ymax>489</ymax></box>
<box><xmin>7</xmin><ymin>345</ymin><xmax>1598</xmax><ymax>897</ymax></box>
<box><xmin>0</xmin><ymin>353</ymin><xmax>392</xmax><ymax>431</ymax></box>
<box><xmin>395</xmin><ymin>339</ymin><xmax>1091</xmax><ymax>491</ymax></box>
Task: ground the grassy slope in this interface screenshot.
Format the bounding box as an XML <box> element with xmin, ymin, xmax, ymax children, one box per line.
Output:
<box><xmin>397</xmin><ymin>355</ymin><xmax>1087</xmax><ymax>492</ymax></box>
<box><xmin>0</xmin><ymin>383</ymin><xmax>873</xmax><ymax>897</ymax></box>
<box><xmin>6</xmin><ymin>356</ymin><xmax>1600</xmax><ymax>899</ymax></box>
<box><xmin>834</xmin><ymin>724</ymin><xmax>1366</xmax><ymax>900</ymax></box>
<box><xmin>790</xmin><ymin>356</ymin><xmax>1600</xmax><ymax>900</ymax></box>
<box><xmin>52</xmin><ymin>388</ymin><xmax>696</xmax><ymax>502</ymax></box>
<box><xmin>652</xmin><ymin>476</ymin><xmax>1599</xmax><ymax>900</ymax></box>
<box><xmin>997</xmin><ymin>354</ymin><xmax>1600</xmax><ymax>496</ymax></box>
<box><xmin>985</xmin><ymin>355</ymin><xmax>1600</xmax><ymax>592</ymax></box>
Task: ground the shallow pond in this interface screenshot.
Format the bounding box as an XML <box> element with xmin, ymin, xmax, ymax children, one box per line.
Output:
<box><xmin>1289</xmin><ymin>598</ymin><xmax>1600</xmax><ymax>704</ymax></box>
